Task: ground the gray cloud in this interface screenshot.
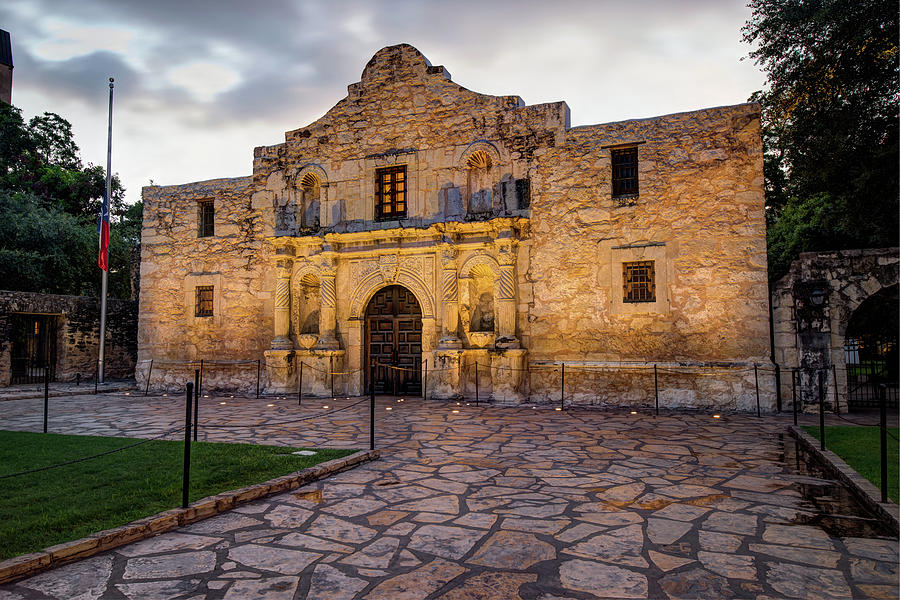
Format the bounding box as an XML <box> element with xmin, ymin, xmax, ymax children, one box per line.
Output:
<box><xmin>1</xmin><ymin>0</ymin><xmax>764</xmax><ymax>203</ymax></box>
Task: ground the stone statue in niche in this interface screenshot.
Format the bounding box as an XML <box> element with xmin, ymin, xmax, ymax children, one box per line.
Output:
<box><xmin>466</xmin><ymin>150</ymin><xmax>493</xmax><ymax>217</ymax></box>
<box><xmin>470</xmin><ymin>292</ymin><xmax>495</xmax><ymax>331</ymax></box>
<box><xmin>299</xmin><ymin>173</ymin><xmax>321</xmax><ymax>231</ymax></box>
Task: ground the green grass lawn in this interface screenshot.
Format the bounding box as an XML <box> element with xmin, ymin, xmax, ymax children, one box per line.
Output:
<box><xmin>803</xmin><ymin>425</ymin><xmax>899</xmax><ymax>503</ymax></box>
<box><xmin>0</xmin><ymin>431</ymin><xmax>355</xmax><ymax>560</ymax></box>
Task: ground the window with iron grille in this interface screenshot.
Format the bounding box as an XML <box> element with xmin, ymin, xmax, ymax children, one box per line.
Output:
<box><xmin>195</xmin><ymin>285</ymin><xmax>214</xmax><ymax>317</ymax></box>
<box><xmin>198</xmin><ymin>200</ymin><xmax>215</xmax><ymax>237</ymax></box>
<box><xmin>375</xmin><ymin>166</ymin><xmax>407</xmax><ymax>221</ymax></box>
<box><xmin>611</xmin><ymin>147</ymin><xmax>639</xmax><ymax>199</ymax></box>
<box><xmin>623</xmin><ymin>261</ymin><xmax>655</xmax><ymax>303</ymax></box>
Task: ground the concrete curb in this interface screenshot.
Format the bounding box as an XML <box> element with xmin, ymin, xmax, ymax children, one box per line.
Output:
<box><xmin>788</xmin><ymin>425</ymin><xmax>898</xmax><ymax>536</ymax></box>
<box><xmin>0</xmin><ymin>448</ymin><xmax>379</xmax><ymax>585</ymax></box>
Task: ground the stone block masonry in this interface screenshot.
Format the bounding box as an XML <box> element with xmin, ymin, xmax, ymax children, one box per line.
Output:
<box><xmin>139</xmin><ymin>44</ymin><xmax>774</xmax><ymax>410</ymax></box>
<box><xmin>0</xmin><ymin>290</ymin><xmax>137</xmax><ymax>386</ymax></box>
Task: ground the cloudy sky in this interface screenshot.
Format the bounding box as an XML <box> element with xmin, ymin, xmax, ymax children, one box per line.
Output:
<box><xmin>1</xmin><ymin>0</ymin><xmax>766</xmax><ymax>206</ymax></box>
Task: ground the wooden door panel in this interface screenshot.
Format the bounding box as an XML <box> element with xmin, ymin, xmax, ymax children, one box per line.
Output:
<box><xmin>364</xmin><ymin>285</ymin><xmax>422</xmax><ymax>394</ymax></box>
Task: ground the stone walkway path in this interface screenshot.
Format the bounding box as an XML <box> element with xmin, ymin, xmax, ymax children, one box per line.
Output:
<box><xmin>0</xmin><ymin>393</ymin><xmax>897</xmax><ymax>599</ymax></box>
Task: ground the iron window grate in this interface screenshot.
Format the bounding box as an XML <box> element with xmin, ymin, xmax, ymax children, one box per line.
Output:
<box><xmin>195</xmin><ymin>285</ymin><xmax>214</xmax><ymax>316</ymax></box>
<box><xmin>198</xmin><ymin>201</ymin><xmax>215</xmax><ymax>237</ymax></box>
<box><xmin>612</xmin><ymin>147</ymin><xmax>639</xmax><ymax>198</ymax></box>
<box><xmin>623</xmin><ymin>261</ymin><xmax>656</xmax><ymax>302</ymax></box>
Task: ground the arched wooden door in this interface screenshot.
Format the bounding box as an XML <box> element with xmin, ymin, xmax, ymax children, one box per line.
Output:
<box><xmin>365</xmin><ymin>285</ymin><xmax>423</xmax><ymax>395</ymax></box>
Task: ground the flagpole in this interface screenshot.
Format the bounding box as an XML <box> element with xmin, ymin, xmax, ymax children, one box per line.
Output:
<box><xmin>99</xmin><ymin>77</ymin><xmax>114</xmax><ymax>384</ymax></box>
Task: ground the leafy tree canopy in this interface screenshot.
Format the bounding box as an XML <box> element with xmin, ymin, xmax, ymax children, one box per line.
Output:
<box><xmin>0</xmin><ymin>103</ymin><xmax>138</xmax><ymax>299</ymax></box>
<box><xmin>743</xmin><ymin>0</ymin><xmax>899</xmax><ymax>279</ymax></box>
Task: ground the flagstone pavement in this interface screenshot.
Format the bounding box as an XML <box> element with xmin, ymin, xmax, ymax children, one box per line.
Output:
<box><xmin>0</xmin><ymin>393</ymin><xmax>897</xmax><ymax>599</ymax></box>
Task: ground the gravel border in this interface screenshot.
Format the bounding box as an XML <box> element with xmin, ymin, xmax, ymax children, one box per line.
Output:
<box><xmin>0</xmin><ymin>448</ymin><xmax>379</xmax><ymax>584</ymax></box>
<box><xmin>789</xmin><ymin>425</ymin><xmax>898</xmax><ymax>536</ymax></box>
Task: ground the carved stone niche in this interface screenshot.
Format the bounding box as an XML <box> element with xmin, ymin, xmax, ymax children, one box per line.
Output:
<box><xmin>291</xmin><ymin>272</ymin><xmax>321</xmax><ymax>348</ymax></box>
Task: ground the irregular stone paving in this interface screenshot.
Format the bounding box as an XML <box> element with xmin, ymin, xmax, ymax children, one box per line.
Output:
<box><xmin>0</xmin><ymin>393</ymin><xmax>897</xmax><ymax>599</ymax></box>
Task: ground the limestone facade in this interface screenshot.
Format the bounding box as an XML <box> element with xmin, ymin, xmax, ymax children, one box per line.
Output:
<box><xmin>139</xmin><ymin>44</ymin><xmax>772</xmax><ymax>409</ymax></box>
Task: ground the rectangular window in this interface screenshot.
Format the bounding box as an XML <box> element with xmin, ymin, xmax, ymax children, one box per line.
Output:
<box><xmin>198</xmin><ymin>200</ymin><xmax>215</xmax><ymax>237</ymax></box>
<box><xmin>375</xmin><ymin>166</ymin><xmax>407</xmax><ymax>221</ymax></box>
<box><xmin>623</xmin><ymin>261</ymin><xmax>655</xmax><ymax>303</ymax></box>
<box><xmin>611</xmin><ymin>147</ymin><xmax>639</xmax><ymax>199</ymax></box>
<box><xmin>515</xmin><ymin>178</ymin><xmax>530</xmax><ymax>209</ymax></box>
<box><xmin>195</xmin><ymin>285</ymin><xmax>214</xmax><ymax>317</ymax></box>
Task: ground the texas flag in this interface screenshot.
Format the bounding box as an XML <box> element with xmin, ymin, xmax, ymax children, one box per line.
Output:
<box><xmin>97</xmin><ymin>191</ymin><xmax>109</xmax><ymax>271</ymax></box>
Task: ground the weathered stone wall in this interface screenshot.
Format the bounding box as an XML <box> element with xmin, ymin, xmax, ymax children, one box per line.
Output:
<box><xmin>772</xmin><ymin>248</ymin><xmax>899</xmax><ymax>409</ymax></box>
<box><xmin>0</xmin><ymin>291</ymin><xmax>137</xmax><ymax>385</ymax></box>
<box><xmin>138</xmin><ymin>177</ymin><xmax>274</xmax><ymax>391</ymax></box>
<box><xmin>139</xmin><ymin>44</ymin><xmax>772</xmax><ymax>409</ymax></box>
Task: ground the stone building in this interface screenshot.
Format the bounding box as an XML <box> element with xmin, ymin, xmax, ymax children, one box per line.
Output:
<box><xmin>139</xmin><ymin>44</ymin><xmax>772</xmax><ymax>410</ymax></box>
<box><xmin>772</xmin><ymin>248</ymin><xmax>898</xmax><ymax>411</ymax></box>
<box><xmin>0</xmin><ymin>291</ymin><xmax>137</xmax><ymax>386</ymax></box>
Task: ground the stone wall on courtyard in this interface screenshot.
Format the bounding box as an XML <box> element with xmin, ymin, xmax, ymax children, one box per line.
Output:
<box><xmin>138</xmin><ymin>44</ymin><xmax>773</xmax><ymax>409</ymax></box>
<box><xmin>771</xmin><ymin>248</ymin><xmax>899</xmax><ymax>410</ymax></box>
<box><xmin>0</xmin><ymin>291</ymin><xmax>137</xmax><ymax>385</ymax></box>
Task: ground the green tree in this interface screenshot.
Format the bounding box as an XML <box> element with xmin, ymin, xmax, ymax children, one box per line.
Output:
<box><xmin>0</xmin><ymin>103</ymin><xmax>136</xmax><ymax>298</ymax></box>
<box><xmin>743</xmin><ymin>0</ymin><xmax>899</xmax><ymax>279</ymax></box>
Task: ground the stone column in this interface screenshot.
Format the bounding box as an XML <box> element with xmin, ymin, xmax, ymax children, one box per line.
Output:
<box><xmin>271</xmin><ymin>258</ymin><xmax>293</xmax><ymax>350</ymax></box>
<box><xmin>316</xmin><ymin>252</ymin><xmax>340</xmax><ymax>349</ymax></box>
<box><xmin>495</xmin><ymin>241</ymin><xmax>519</xmax><ymax>348</ymax></box>
<box><xmin>438</xmin><ymin>246</ymin><xmax>462</xmax><ymax>349</ymax></box>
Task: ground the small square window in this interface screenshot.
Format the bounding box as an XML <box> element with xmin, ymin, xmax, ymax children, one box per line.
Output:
<box><xmin>611</xmin><ymin>147</ymin><xmax>639</xmax><ymax>199</ymax></box>
<box><xmin>375</xmin><ymin>166</ymin><xmax>407</xmax><ymax>221</ymax></box>
<box><xmin>623</xmin><ymin>261</ymin><xmax>655</xmax><ymax>303</ymax></box>
<box><xmin>195</xmin><ymin>285</ymin><xmax>214</xmax><ymax>317</ymax></box>
<box><xmin>198</xmin><ymin>201</ymin><xmax>215</xmax><ymax>237</ymax></box>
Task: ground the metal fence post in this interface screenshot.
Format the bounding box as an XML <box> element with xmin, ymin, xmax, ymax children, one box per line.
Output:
<box><xmin>330</xmin><ymin>355</ymin><xmax>335</xmax><ymax>399</ymax></box>
<box><xmin>256</xmin><ymin>359</ymin><xmax>261</xmax><ymax>399</ymax></box>
<box><xmin>475</xmin><ymin>362</ymin><xmax>480</xmax><ymax>406</ymax></box>
<box><xmin>792</xmin><ymin>368</ymin><xmax>798</xmax><ymax>426</ymax></box>
<box><xmin>198</xmin><ymin>359</ymin><xmax>204</xmax><ymax>400</ymax></box>
<box><xmin>182</xmin><ymin>381</ymin><xmax>193</xmax><ymax>509</ymax></box>
<box><xmin>818</xmin><ymin>370</ymin><xmax>826</xmax><ymax>451</ymax></box>
<box><xmin>298</xmin><ymin>361</ymin><xmax>304</xmax><ymax>407</ymax></box>
<box><xmin>94</xmin><ymin>367</ymin><xmax>98</xmax><ymax>394</ymax></box>
<box><xmin>654</xmin><ymin>364</ymin><xmax>659</xmax><ymax>416</ymax></box>
<box><xmin>831</xmin><ymin>365</ymin><xmax>839</xmax><ymax>415</ymax></box>
<box><xmin>774</xmin><ymin>363</ymin><xmax>782</xmax><ymax>412</ymax></box>
<box><xmin>193</xmin><ymin>369</ymin><xmax>200</xmax><ymax>442</ymax></box>
<box><xmin>755</xmin><ymin>363</ymin><xmax>761</xmax><ymax>417</ymax></box>
<box><xmin>369</xmin><ymin>360</ymin><xmax>376</xmax><ymax>451</ymax></box>
<box><xmin>560</xmin><ymin>363</ymin><xmax>565</xmax><ymax>411</ymax></box>
<box><xmin>144</xmin><ymin>359</ymin><xmax>154</xmax><ymax>397</ymax></box>
<box><xmin>43</xmin><ymin>365</ymin><xmax>49</xmax><ymax>433</ymax></box>
<box><xmin>423</xmin><ymin>359</ymin><xmax>428</xmax><ymax>401</ymax></box>
<box><xmin>879</xmin><ymin>384</ymin><xmax>888</xmax><ymax>503</ymax></box>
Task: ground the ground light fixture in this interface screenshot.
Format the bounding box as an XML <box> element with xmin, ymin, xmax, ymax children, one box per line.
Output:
<box><xmin>267</xmin><ymin>403</ymin><xmax>275</xmax><ymax>407</ymax></box>
<box><xmin>556</xmin><ymin>407</ymin><xmax>562</xmax><ymax>411</ymax></box>
<box><xmin>451</xmin><ymin>409</ymin><xmax>459</xmax><ymax>413</ymax></box>
<box><xmin>219</xmin><ymin>401</ymin><xmax>226</xmax><ymax>405</ymax></box>
<box><xmin>386</xmin><ymin>407</ymin><xmax>392</xmax><ymax>411</ymax></box>
<box><xmin>713</xmin><ymin>414</ymin><xmax>721</xmax><ymax>419</ymax></box>
<box><xmin>630</xmin><ymin>411</ymin><xmax>637</xmax><ymax>415</ymax></box>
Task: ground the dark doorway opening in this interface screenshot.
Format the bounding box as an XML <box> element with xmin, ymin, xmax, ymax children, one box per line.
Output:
<box><xmin>844</xmin><ymin>284</ymin><xmax>898</xmax><ymax>409</ymax></box>
<box><xmin>10</xmin><ymin>314</ymin><xmax>57</xmax><ymax>384</ymax></box>
<box><xmin>365</xmin><ymin>285</ymin><xmax>422</xmax><ymax>395</ymax></box>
